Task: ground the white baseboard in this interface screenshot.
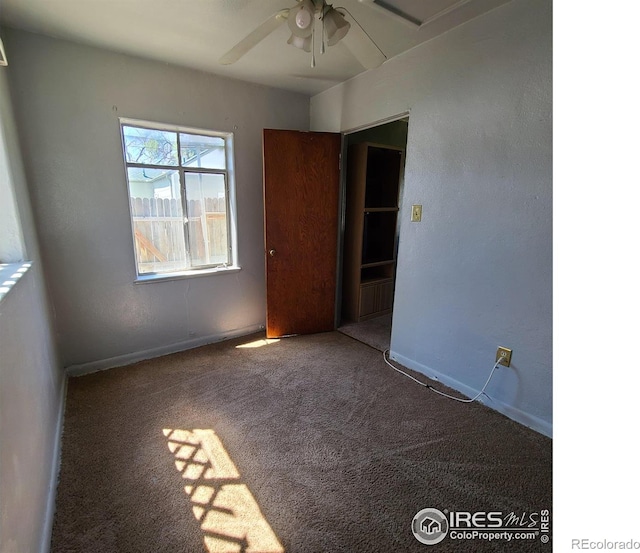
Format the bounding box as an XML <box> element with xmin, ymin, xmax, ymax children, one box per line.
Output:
<box><xmin>39</xmin><ymin>375</ymin><xmax>68</xmax><ymax>553</ymax></box>
<box><xmin>389</xmin><ymin>350</ymin><xmax>552</xmax><ymax>438</ymax></box>
<box><xmin>65</xmin><ymin>324</ymin><xmax>264</xmax><ymax>377</ymax></box>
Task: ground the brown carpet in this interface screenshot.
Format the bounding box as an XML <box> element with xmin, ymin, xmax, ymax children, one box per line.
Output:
<box><xmin>338</xmin><ymin>314</ymin><xmax>392</xmax><ymax>352</ymax></box>
<box><xmin>51</xmin><ymin>331</ymin><xmax>552</xmax><ymax>553</ymax></box>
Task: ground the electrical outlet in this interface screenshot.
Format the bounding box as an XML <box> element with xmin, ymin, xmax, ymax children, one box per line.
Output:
<box><xmin>496</xmin><ymin>346</ymin><xmax>512</xmax><ymax>367</ymax></box>
<box><xmin>411</xmin><ymin>204</ymin><xmax>422</xmax><ymax>222</ymax></box>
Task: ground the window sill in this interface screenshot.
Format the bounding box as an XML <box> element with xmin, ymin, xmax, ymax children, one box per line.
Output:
<box><xmin>134</xmin><ymin>265</ymin><xmax>241</xmax><ymax>284</ymax></box>
<box><xmin>0</xmin><ymin>262</ymin><xmax>32</xmax><ymax>305</ymax></box>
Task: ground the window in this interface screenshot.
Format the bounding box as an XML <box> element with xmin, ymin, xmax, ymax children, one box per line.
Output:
<box><xmin>120</xmin><ymin>120</ymin><xmax>236</xmax><ymax>278</ymax></box>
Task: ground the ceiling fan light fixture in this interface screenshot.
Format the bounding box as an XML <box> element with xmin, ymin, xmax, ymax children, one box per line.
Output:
<box><xmin>287</xmin><ymin>33</ymin><xmax>312</xmax><ymax>53</ymax></box>
<box><xmin>218</xmin><ymin>0</ymin><xmax>386</xmax><ymax>71</ymax></box>
<box><xmin>288</xmin><ymin>0</ymin><xmax>315</xmax><ymax>38</ymax></box>
<box><xmin>323</xmin><ymin>7</ymin><xmax>350</xmax><ymax>47</ymax></box>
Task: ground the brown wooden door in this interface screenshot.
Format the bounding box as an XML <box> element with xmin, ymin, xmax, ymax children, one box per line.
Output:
<box><xmin>263</xmin><ymin>129</ymin><xmax>341</xmax><ymax>338</ymax></box>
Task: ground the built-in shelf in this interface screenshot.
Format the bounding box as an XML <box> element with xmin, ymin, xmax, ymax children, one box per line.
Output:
<box><xmin>361</xmin><ymin>261</ymin><xmax>394</xmax><ymax>285</ymax></box>
<box><xmin>364</xmin><ymin>146</ymin><xmax>402</xmax><ymax>208</ymax></box>
<box><xmin>363</xmin><ymin>207</ymin><xmax>399</xmax><ymax>213</ymax></box>
<box><xmin>361</xmin><ymin>260</ymin><xmax>395</xmax><ymax>269</ymax></box>
<box><xmin>362</xmin><ymin>210</ymin><xmax>396</xmax><ymax>265</ymax></box>
<box><xmin>342</xmin><ymin>142</ymin><xmax>404</xmax><ymax>323</ymax></box>
<box><xmin>360</xmin><ymin>276</ymin><xmax>393</xmax><ymax>285</ymax></box>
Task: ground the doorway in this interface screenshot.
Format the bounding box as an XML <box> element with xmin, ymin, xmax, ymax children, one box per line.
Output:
<box><xmin>337</xmin><ymin>117</ymin><xmax>409</xmax><ymax>352</ymax></box>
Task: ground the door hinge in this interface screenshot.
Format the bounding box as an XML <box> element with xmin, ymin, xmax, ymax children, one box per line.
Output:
<box><xmin>339</xmin><ymin>153</ymin><xmax>342</xmax><ymax>171</ymax></box>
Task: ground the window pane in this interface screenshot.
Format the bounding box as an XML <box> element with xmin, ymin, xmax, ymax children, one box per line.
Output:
<box><xmin>184</xmin><ymin>172</ymin><xmax>228</xmax><ymax>267</ymax></box>
<box><xmin>127</xmin><ymin>168</ymin><xmax>187</xmax><ymax>274</ymax></box>
<box><xmin>180</xmin><ymin>133</ymin><xmax>226</xmax><ymax>169</ymax></box>
<box><xmin>123</xmin><ymin>125</ymin><xmax>178</xmax><ymax>166</ymax></box>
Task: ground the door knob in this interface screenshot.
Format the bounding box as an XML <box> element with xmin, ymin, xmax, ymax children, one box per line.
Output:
<box><xmin>269</xmin><ymin>249</ymin><xmax>276</xmax><ymax>257</ymax></box>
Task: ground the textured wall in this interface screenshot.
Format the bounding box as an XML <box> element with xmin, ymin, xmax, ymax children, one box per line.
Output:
<box><xmin>0</xmin><ymin>126</ymin><xmax>24</xmax><ymax>261</ymax></box>
<box><xmin>5</xmin><ymin>29</ymin><xmax>310</xmax><ymax>370</ymax></box>
<box><xmin>0</xmin><ymin>66</ymin><xmax>64</xmax><ymax>553</ymax></box>
<box><xmin>311</xmin><ymin>0</ymin><xmax>552</xmax><ymax>435</ymax></box>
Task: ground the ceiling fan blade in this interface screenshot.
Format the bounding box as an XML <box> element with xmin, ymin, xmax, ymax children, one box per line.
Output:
<box><xmin>340</xmin><ymin>11</ymin><xmax>387</xmax><ymax>69</ymax></box>
<box><xmin>219</xmin><ymin>8</ymin><xmax>290</xmax><ymax>65</ymax></box>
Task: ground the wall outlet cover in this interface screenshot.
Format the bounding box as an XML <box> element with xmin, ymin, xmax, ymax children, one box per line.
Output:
<box><xmin>496</xmin><ymin>346</ymin><xmax>512</xmax><ymax>367</ymax></box>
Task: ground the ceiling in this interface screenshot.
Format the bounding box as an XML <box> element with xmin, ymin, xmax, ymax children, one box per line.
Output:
<box><xmin>0</xmin><ymin>0</ymin><xmax>510</xmax><ymax>95</ymax></box>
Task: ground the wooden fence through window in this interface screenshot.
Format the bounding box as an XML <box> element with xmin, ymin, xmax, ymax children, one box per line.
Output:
<box><xmin>130</xmin><ymin>197</ymin><xmax>228</xmax><ymax>273</ymax></box>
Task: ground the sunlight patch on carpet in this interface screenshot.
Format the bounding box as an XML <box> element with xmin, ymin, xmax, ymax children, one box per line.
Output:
<box><xmin>164</xmin><ymin>428</ymin><xmax>284</xmax><ymax>553</ymax></box>
<box><xmin>235</xmin><ymin>338</ymin><xmax>280</xmax><ymax>349</ymax></box>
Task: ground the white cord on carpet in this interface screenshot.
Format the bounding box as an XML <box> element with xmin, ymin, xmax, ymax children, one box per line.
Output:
<box><xmin>382</xmin><ymin>349</ymin><xmax>501</xmax><ymax>403</ymax></box>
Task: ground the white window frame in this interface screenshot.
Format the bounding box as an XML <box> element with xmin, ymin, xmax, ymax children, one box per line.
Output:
<box><xmin>119</xmin><ymin>118</ymin><xmax>239</xmax><ymax>282</ymax></box>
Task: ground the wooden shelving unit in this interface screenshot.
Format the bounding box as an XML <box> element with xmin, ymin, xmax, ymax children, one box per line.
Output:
<box><xmin>342</xmin><ymin>142</ymin><xmax>403</xmax><ymax>323</ymax></box>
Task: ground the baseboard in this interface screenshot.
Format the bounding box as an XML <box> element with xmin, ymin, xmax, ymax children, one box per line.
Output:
<box><xmin>65</xmin><ymin>324</ymin><xmax>265</xmax><ymax>377</ymax></box>
<box><xmin>389</xmin><ymin>350</ymin><xmax>552</xmax><ymax>438</ymax></box>
<box><xmin>39</xmin><ymin>374</ymin><xmax>68</xmax><ymax>553</ymax></box>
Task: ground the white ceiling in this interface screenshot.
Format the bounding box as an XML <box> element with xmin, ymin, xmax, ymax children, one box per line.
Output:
<box><xmin>0</xmin><ymin>0</ymin><xmax>511</xmax><ymax>95</ymax></box>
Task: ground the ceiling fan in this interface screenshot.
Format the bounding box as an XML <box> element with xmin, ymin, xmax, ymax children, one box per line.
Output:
<box><xmin>219</xmin><ymin>0</ymin><xmax>387</xmax><ymax>69</ymax></box>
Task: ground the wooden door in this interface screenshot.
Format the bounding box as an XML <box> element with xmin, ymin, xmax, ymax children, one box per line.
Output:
<box><xmin>263</xmin><ymin>129</ymin><xmax>341</xmax><ymax>338</ymax></box>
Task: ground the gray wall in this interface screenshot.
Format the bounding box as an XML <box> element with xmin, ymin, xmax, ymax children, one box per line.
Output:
<box><xmin>5</xmin><ymin>29</ymin><xmax>310</xmax><ymax>371</ymax></box>
<box><xmin>0</xmin><ymin>98</ymin><xmax>25</xmax><ymax>261</ymax></box>
<box><xmin>0</xmin><ymin>66</ymin><xmax>64</xmax><ymax>553</ymax></box>
<box><xmin>312</xmin><ymin>0</ymin><xmax>552</xmax><ymax>435</ymax></box>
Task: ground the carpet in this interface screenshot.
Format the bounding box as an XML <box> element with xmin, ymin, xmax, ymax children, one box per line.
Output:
<box><xmin>338</xmin><ymin>314</ymin><xmax>392</xmax><ymax>352</ymax></box>
<box><xmin>51</xmin><ymin>331</ymin><xmax>552</xmax><ymax>552</ymax></box>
